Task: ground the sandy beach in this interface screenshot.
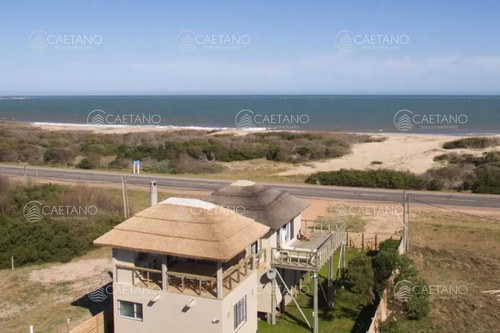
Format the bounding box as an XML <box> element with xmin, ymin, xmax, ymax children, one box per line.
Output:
<box><xmin>277</xmin><ymin>133</ymin><xmax>499</xmax><ymax>175</ymax></box>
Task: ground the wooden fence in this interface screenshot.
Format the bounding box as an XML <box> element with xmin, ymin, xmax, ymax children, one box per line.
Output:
<box><xmin>345</xmin><ymin>232</ymin><xmax>400</xmax><ymax>250</ymax></box>
<box><xmin>70</xmin><ymin>309</ymin><xmax>112</xmax><ymax>333</ymax></box>
<box><xmin>367</xmin><ymin>288</ymin><xmax>389</xmax><ymax>333</ymax></box>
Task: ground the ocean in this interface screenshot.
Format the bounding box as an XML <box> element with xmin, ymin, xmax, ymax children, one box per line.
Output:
<box><xmin>0</xmin><ymin>95</ymin><xmax>499</xmax><ymax>134</ymax></box>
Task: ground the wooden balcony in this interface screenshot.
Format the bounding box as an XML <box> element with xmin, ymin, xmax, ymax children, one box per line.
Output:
<box><xmin>270</xmin><ymin>219</ymin><xmax>345</xmax><ymax>271</ymax></box>
<box><xmin>115</xmin><ymin>249</ymin><xmax>266</xmax><ymax>299</ymax></box>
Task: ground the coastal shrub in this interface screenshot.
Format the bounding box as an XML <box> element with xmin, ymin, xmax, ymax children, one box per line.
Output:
<box><xmin>442</xmin><ymin>137</ymin><xmax>498</xmax><ymax>149</ymax></box>
<box><xmin>398</xmin><ymin>254</ymin><xmax>418</xmax><ymax>282</ymax></box>
<box><xmin>372</xmin><ymin>248</ymin><xmax>399</xmax><ymax>294</ymax></box>
<box><xmin>0</xmin><ymin>147</ymin><xmax>19</xmax><ymax>162</ymax></box>
<box><xmin>472</xmin><ymin>165</ymin><xmax>500</xmax><ymax>194</ymax></box>
<box><xmin>142</xmin><ymin>159</ymin><xmax>171</xmax><ymax>173</ymax></box>
<box><xmin>433</xmin><ymin>153</ymin><xmax>477</xmax><ymax>165</ymax></box>
<box><xmin>405</xmin><ymin>277</ymin><xmax>430</xmax><ymax>320</ymax></box>
<box><xmin>305</xmin><ymin>169</ymin><xmax>428</xmax><ymax>190</ymax></box>
<box><xmin>0</xmin><ymin>182</ymin><xmax>123</xmax><ymax>269</ymax></box>
<box><xmin>480</xmin><ymin>151</ymin><xmax>500</xmax><ymax>165</ymax></box>
<box><xmin>0</xmin><ymin>123</ymin><xmax>381</xmax><ymax>172</ymax></box>
<box><xmin>43</xmin><ymin>148</ymin><xmax>75</xmax><ymax>165</ymax></box>
<box><xmin>346</xmin><ymin>255</ymin><xmax>375</xmax><ymax>304</ymax></box>
<box><xmin>77</xmin><ymin>156</ymin><xmax>101</xmax><ymax>169</ymax></box>
<box><xmin>108</xmin><ymin>157</ymin><xmax>131</xmax><ymax>169</ymax></box>
<box><xmin>378</xmin><ymin>238</ymin><xmax>400</xmax><ymax>252</ymax></box>
<box><xmin>424</xmin><ymin>164</ymin><xmax>474</xmax><ymax>191</ymax></box>
<box><xmin>379</xmin><ymin>321</ymin><xmax>401</xmax><ymax>333</ymax></box>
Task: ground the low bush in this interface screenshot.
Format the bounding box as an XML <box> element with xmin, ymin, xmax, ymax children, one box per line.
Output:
<box><xmin>346</xmin><ymin>255</ymin><xmax>375</xmax><ymax>304</ymax></box>
<box><xmin>305</xmin><ymin>169</ymin><xmax>429</xmax><ymax>190</ymax></box>
<box><xmin>442</xmin><ymin>137</ymin><xmax>498</xmax><ymax>149</ymax></box>
<box><xmin>43</xmin><ymin>148</ymin><xmax>75</xmax><ymax>165</ymax></box>
<box><xmin>472</xmin><ymin>165</ymin><xmax>500</xmax><ymax>194</ymax></box>
<box><xmin>0</xmin><ymin>183</ymin><xmax>123</xmax><ymax>269</ymax></box>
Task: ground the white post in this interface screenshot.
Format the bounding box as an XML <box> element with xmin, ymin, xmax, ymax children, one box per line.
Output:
<box><xmin>30</xmin><ymin>325</ymin><xmax>34</xmax><ymax>333</ymax></box>
<box><xmin>313</xmin><ymin>272</ymin><xmax>318</xmax><ymax>333</ymax></box>
<box><xmin>162</xmin><ymin>256</ymin><xmax>168</xmax><ymax>291</ymax></box>
<box><xmin>150</xmin><ymin>181</ymin><xmax>157</xmax><ymax>206</ymax></box>
<box><xmin>112</xmin><ymin>258</ymin><xmax>117</xmax><ymax>283</ymax></box>
<box><xmin>137</xmin><ymin>161</ymin><xmax>140</xmax><ymax>174</ymax></box>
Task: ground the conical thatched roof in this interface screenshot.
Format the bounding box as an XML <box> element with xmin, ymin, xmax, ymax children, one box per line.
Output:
<box><xmin>204</xmin><ymin>180</ymin><xmax>310</xmax><ymax>230</ymax></box>
<box><xmin>94</xmin><ymin>198</ymin><xmax>269</xmax><ymax>262</ymax></box>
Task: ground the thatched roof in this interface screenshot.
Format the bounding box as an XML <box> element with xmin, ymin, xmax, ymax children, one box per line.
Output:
<box><xmin>94</xmin><ymin>198</ymin><xmax>269</xmax><ymax>262</ymax></box>
<box><xmin>204</xmin><ymin>180</ymin><xmax>310</xmax><ymax>230</ymax></box>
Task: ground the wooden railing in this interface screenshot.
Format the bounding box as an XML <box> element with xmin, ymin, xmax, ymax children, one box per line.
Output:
<box><xmin>223</xmin><ymin>255</ymin><xmax>254</xmax><ymax>290</ymax></box>
<box><xmin>115</xmin><ymin>253</ymin><xmax>262</xmax><ymax>298</ymax></box>
<box><xmin>271</xmin><ymin>221</ymin><xmax>346</xmax><ymax>271</ymax></box>
<box><xmin>116</xmin><ymin>264</ymin><xmax>163</xmax><ymax>290</ymax></box>
<box><xmin>256</xmin><ymin>248</ymin><xmax>266</xmax><ymax>267</ymax></box>
<box><xmin>303</xmin><ymin>219</ymin><xmax>344</xmax><ymax>234</ymax></box>
<box><xmin>271</xmin><ymin>247</ymin><xmax>318</xmax><ymax>269</ymax></box>
<box><xmin>167</xmin><ymin>272</ymin><xmax>217</xmax><ymax>296</ymax></box>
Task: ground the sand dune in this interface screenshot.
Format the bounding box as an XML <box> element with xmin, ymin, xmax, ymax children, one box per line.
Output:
<box><xmin>277</xmin><ymin>134</ymin><xmax>498</xmax><ymax>176</ymax></box>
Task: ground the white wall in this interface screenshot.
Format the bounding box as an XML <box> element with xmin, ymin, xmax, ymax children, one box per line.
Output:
<box><xmin>113</xmin><ymin>248</ymin><xmax>135</xmax><ymax>285</ymax></box>
<box><xmin>111</xmin><ymin>250</ymin><xmax>259</xmax><ymax>333</ymax></box>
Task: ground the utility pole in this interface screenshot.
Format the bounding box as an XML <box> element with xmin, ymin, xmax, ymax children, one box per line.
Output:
<box><xmin>402</xmin><ymin>191</ymin><xmax>410</xmax><ymax>252</ymax></box>
<box><xmin>124</xmin><ymin>177</ymin><xmax>130</xmax><ymax>217</ymax></box>
<box><xmin>121</xmin><ymin>176</ymin><xmax>128</xmax><ymax>218</ymax></box>
<box><xmin>406</xmin><ymin>193</ymin><xmax>410</xmax><ymax>251</ymax></box>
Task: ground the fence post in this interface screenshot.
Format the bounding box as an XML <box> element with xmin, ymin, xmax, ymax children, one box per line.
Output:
<box><xmin>361</xmin><ymin>233</ymin><xmax>365</xmax><ymax>250</ymax></box>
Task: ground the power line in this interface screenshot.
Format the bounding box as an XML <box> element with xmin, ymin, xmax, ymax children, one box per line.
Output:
<box><xmin>410</xmin><ymin>197</ymin><xmax>500</xmax><ymax>223</ymax></box>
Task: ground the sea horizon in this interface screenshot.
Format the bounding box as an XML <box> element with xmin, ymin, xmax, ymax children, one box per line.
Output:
<box><xmin>1</xmin><ymin>95</ymin><xmax>499</xmax><ymax>134</ymax></box>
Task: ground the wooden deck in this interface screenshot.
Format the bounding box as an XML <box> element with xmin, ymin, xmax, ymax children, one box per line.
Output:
<box><xmin>270</xmin><ymin>227</ymin><xmax>345</xmax><ymax>271</ymax></box>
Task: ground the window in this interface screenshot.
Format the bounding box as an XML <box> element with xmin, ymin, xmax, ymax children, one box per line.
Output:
<box><xmin>250</xmin><ymin>241</ymin><xmax>259</xmax><ymax>254</ymax></box>
<box><xmin>118</xmin><ymin>300</ymin><xmax>143</xmax><ymax>321</ymax></box>
<box><xmin>280</xmin><ymin>220</ymin><xmax>294</xmax><ymax>245</ymax></box>
<box><xmin>233</xmin><ymin>295</ymin><xmax>247</xmax><ymax>331</ymax></box>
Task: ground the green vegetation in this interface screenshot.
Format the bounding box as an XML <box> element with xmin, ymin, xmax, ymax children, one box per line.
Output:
<box><xmin>0</xmin><ymin>123</ymin><xmax>380</xmax><ymax>174</ymax></box>
<box><xmin>442</xmin><ymin>137</ymin><xmax>499</xmax><ymax>149</ymax></box>
<box><xmin>257</xmin><ymin>248</ymin><xmax>374</xmax><ymax>333</ymax></box>
<box><xmin>429</xmin><ymin>151</ymin><xmax>500</xmax><ymax>193</ymax></box>
<box><xmin>305</xmin><ymin>169</ymin><xmax>433</xmax><ymax>190</ymax></box>
<box><xmin>342</xmin><ymin>239</ymin><xmax>430</xmax><ymax>332</ymax></box>
<box><xmin>306</xmin><ymin>152</ymin><xmax>500</xmax><ymax>194</ymax></box>
<box><xmin>345</xmin><ymin>255</ymin><xmax>375</xmax><ymax>304</ymax></box>
<box><xmin>0</xmin><ymin>177</ymin><xmax>123</xmax><ymax>268</ymax></box>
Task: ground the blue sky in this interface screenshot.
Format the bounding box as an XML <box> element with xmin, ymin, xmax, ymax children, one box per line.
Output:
<box><xmin>0</xmin><ymin>0</ymin><xmax>499</xmax><ymax>95</ymax></box>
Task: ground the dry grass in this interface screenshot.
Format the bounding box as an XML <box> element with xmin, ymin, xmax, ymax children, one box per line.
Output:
<box><xmin>395</xmin><ymin>207</ymin><xmax>500</xmax><ymax>332</ymax></box>
<box><xmin>0</xmin><ymin>247</ymin><xmax>111</xmax><ymax>333</ymax></box>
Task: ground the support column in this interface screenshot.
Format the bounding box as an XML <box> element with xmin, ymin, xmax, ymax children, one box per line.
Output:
<box><xmin>216</xmin><ymin>262</ymin><xmax>223</xmax><ymax>300</ymax></box>
<box><xmin>162</xmin><ymin>256</ymin><xmax>167</xmax><ymax>291</ymax></box>
<box><xmin>268</xmin><ymin>278</ymin><xmax>276</xmax><ymax>325</ymax></box>
<box><xmin>328</xmin><ymin>256</ymin><xmax>333</xmax><ymax>308</ymax></box>
<box><xmin>112</xmin><ymin>257</ymin><xmax>117</xmax><ymax>283</ymax></box>
<box><xmin>313</xmin><ymin>272</ymin><xmax>318</xmax><ymax>333</ymax></box>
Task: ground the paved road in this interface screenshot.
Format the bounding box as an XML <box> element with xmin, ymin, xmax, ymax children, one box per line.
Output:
<box><xmin>0</xmin><ymin>165</ymin><xmax>498</xmax><ymax>209</ymax></box>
